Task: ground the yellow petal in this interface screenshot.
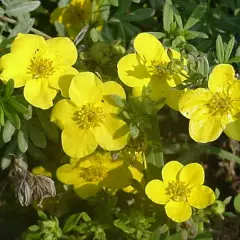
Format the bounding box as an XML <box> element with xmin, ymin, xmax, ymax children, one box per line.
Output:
<box><xmin>62</xmin><ymin>126</ymin><xmax>98</xmax><ymax>158</ymax></box>
<box><xmin>179</xmin><ymin>163</ymin><xmax>204</xmax><ymax>187</ymax></box>
<box><xmin>0</xmin><ymin>53</ymin><xmax>30</xmax><ymax>87</ymax></box>
<box><xmin>94</xmin><ymin>114</ymin><xmax>129</xmax><ymax>151</ymax></box>
<box><xmin>165</xmin><ymin>200</ymin><xmax>192</xmax><ymax>223</ymax></box>
<box><xmin>69</xmin><ymin>72</ymin><xmax>103</xmax><ymax>107</ymax></box>
<box><xmin>24</xmin><ymin>79</ymin><xmax>57</xmax><ymax>109</ymax></box>
<box><xmin>56</xmin><ymin>164</ymin><xmax>80</xmax><ymax>185</ymax></box>
<box><xmin>224</xmin><ymin>120</ymin><xmax>240</xmax><ymax>141</ymax></box>
<box><xmin>145</xmin><ymin>179</ymin><xmax>169</xmax><ymax>204</ymax></box>
<box><xmin>162</xmin><ymin>161</ymin><xmax>183</xmax><ymax>184</ymax></box>
<box><xmin>228</xmin><ymin>81</ymin><xmax>240</xmax><ymax>111</ymax></box>
<box><xmin>102</xmin><ymin>81</ymin><xmax>126</xmax><ymax>114</ymax></box>
<box><xmin>179</xmin><ymin>88</ymin><xmax>212</xmax><ymax>119</ymax></box>
<box><xmin>166</xmin><ymin>87</ymin><xmax>185</xmax><ymax>111</ymax></box>
<box><xmin>74</xmin><ymin>182</ymin><xmax>102</xmax><ymax>199</ymax></box>
<box><xmin>46</xmin><ymin>37</ymin><xmax>77</xmax><ymax>66</ymax></box>
<box><xmin>188</xmin><ymin>185</ymin><xmax>215</xmax><ymax>209</ymax></box>
<box><xmin>134</xmin><ymin>33</ymin><xmax>164</xmax><ymax>62</ymax></box>
<box><xmin>103</xmin><ymin>166</ymin><xmax>133</xmax><ymax>189</ymax></box>
<box><xmin>117</xmin><ymin>53</ymin><xmax>150</xmax><ymax>88</ymax></box>
<box><xmin>58</xmin><ymin>67</ymin><xmax>79</xmax><ymax>98</ymax></box>
<box><xmin>32</xmin><ymin>166</ymin><xmax>52</xmax><ymax>178</ymax></box>
<box><xmin>208</xmin><ymin>64</ymin><xmax>235</xmax><ymax>93</ymax></box>
<box><xmin>11</xmin><ymin>33</ymin><xmax>46</xmax><ymax>59</ymax></box>
<box><xmin>189</xmin><ymin>115</ymin><xmax>222</xmax><ymax>143</ymax></box>
<box><xmin>51</xmin><ymin>99</ymin><xmax>76</xmax><ymax>130</ymax></box>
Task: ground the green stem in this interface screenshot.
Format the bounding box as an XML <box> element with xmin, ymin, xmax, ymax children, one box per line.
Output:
<box><xmin>0</xmin><ymin>16</ymin><xmax>51</xmax><ymax>39</ymax></box>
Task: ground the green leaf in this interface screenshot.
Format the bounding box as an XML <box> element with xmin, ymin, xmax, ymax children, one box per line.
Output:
<box><xmin>147</xmin><ymin>32</ymin><xmax>166</xmax><ymax>39</ymax></box>
<box><xmin>58</xmin><ymin>0</ymin><xmax>69</xmax><ymax>7</ymax></box>
<box><xmin>0</xmin><ymin>7</ymin><xmax>5</xmax><ymax>17</ymax></box>
<box><xmin>27</xmin><ymin>141</ymin><xmax>47</xmax><ymax>162</ymax></box>
<box><xmin>194</xmin><ymin>232</ymin><xmax>213</xmax><ymax>240</ymax></box>
<box><xmin>234</xmin><ymin>193</ymin><xmax>240</xmax><ymax>213</ymax></box>
<box><xmin>8</xmin><ymin>98</ymin><xmax>29</xmax><ymax>114</ymax></box>
<box><xmin>116</xmin><ymin>0</ymin><xmax>132</xmax><ymax>14</ymax></box>
<box><xmin>171</xmin><ymin>5</ymin><xmax>183</xmax><ymax>29</ymax></box>
<box><xmin>0</xmin><ymin>105</ymin><xmax>5</xmax><ymax>126</ymax></box>
<box><xmin>1</xmin><ymin>140</ymin><xmax>17</xmax><ymax>170</ymax></box>
<box><xmin>120</xmin><ymin>8</ymin><xmax>155</xmax><ymax>22</ymax></box>
<box><xmin>130</xmin><ymin>123</ymin><xmax>139</xmax><ymax>139</ymax></box>
<box><xmin>109</xmin><ymin>94</ymin><xmax>126</xmax><ymax>108</ymax></box>
<box><xmin>114</xmin><ymin>219</ymin><xmax>135</xmax><ymax>234</ymax></box>
<box><xmin>89</xmin><ymin>28</ymin><xmax>103</xmax><ymax>42</ymax></box>
<box><xmin>99</xmin><ymin>0</ymin><xmax>110</xmax><ymax>21</ymax></box>
<box><xmin>216</xmin><ymin>35</ymin><xmax>225</xmax><ymax>63</ymax></box>
<box><xmin>2</xmin><ymin>103</ymin><xmax>20</xmax><ymax>129</ymax></box>
<box><xmin>63</xmin><ymin>213</ymin><xmax>82</xmax><ymax>233</ymax></box>
<box><xmin>3</xmin><ymin>120</ymin><xmax>15</xmax><ymax>143</ymax></box>
<box><xmin>6</xmin><ymin>1</ymin><xmax>41</xmax><ymax>16</ymax></box>
<box><xmin>197</xmin><ymin>57</ymin><xmax>209</xmax><ymax>77</ymax></box>
<box><xmin>29</xmin><ymin>126</ymin><xmax>46</xmax><ymax>148</ymax></box>
<box><xmin>184</xmin><ymin>30</ymin><xmax>208</xmax><ymax>40</ymax></box>
<box><xmin>227</xmin><ymin>56</ymin><xmax>240</xmax><ymax>63</ymax></box>
<box><xmin>224</xmin><ymin>36</ymin><xmax>235</xmax><ymax>62</ymax></box>
<box><xmin>17</xmin><ymin>123</ymin><xmax>28</xmax><ymax>153</ymax></box>
<box><xmin>36</xmin><ymin>109</ymin><xmax>59</xmax><ymax>143</ymax></box>
<box><xmin>37</xmin><ymin>210</ymin><xmax>48</xmax><ymax>220</ymax></box>
<box><xmin>4</xmin><ymin>79</ymin><xmax>14</xmax><ymax>97</ymax></box>
<box><xmin>184</xmin><ymin>1</ymin><xmax>207</xmax><ymax>30</ymax></box>
<box><xmin>163</xmin><ymin>0</ymin><xmax>174</xmax><ymax>33</ymax></box>
<box><xmin>108</xmin><ymin>0</ymin><xmax>118</xmax><ymax>6</ymax></box>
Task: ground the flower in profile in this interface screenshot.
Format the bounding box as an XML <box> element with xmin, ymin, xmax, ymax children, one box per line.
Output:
<box><xmin>51</xmin><ymin>0</ymin><xmax>102</xmax><ymax>39</ymax></box>
<box><xmin>145</xmin><ymin>161</ymin><xmax>215</xmax><ymax>223</ymax></box>
<box><xmin>0</xmin><ymin>33</ymin><xmax>78</xmax><ymax>109</ymax></box>
<box><xmin>179</xmin><ymin>64</ymin><xmax>240</xmax><ymax>143</ymax></box>
<box><xmin>57</xmin><ymin>152</ymin><xmax>132</xmax><ymax>199</ymax></box>
<box><xmin>32</xmin><ymin>166</ymin><xmax>52</xmax><ymax>178</ymax></box>
<box><xmin>51</xmin><ymin>71</ymin><xmax>129</xmax><ymax>159</ymax></box>
<box><xmin>117</xmin><ymin>33</ymin><xmax>187</xmax><ymax>110</ymax></box>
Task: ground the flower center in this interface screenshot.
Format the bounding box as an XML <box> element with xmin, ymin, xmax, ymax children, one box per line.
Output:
<box><xmin>148</xmin><ymin>59</ymin><xmax>171</xmax><ymax>78</ymax></box>
<box><xmin>73</xmin><ymin>103</ymin><xmax>105</xmax><ymax>129</ymax></box>
<box><xmin>79</xmin><ymin>165</ymin><xmax>108</xmax><ymax>182</ymax></box>
<box><xmin>66</xmin><ymin>2</ymin><xmax>85</xmax><ymax>23</ymax></box>
<box><xmin>165</xmin><ymin>181</ymin><xmax>191</xmax><ymax>202</ymax></box>
<box><xmin>28</xmin><ymin>56</ymin><xmax>55</xmax><ymax>79</ymax></box>
<box><xmin>206</xmin><ymin>93</ymin><xmax>232</xmax><ymax>116</ymax></box>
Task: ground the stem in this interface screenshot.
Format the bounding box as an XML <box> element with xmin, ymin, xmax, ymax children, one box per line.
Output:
<box><xmin>0</xmin><ymin>16</ymin><xmax>51</xmax><ymax>39</ymax></box>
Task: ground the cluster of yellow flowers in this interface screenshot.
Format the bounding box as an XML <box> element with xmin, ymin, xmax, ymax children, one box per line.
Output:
<box><xmin>0</xmin><ymin>32</ymin><xmax>220</xmax><ymax>223</ymax></box>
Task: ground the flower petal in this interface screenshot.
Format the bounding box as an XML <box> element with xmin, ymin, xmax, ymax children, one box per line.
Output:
<box><xmin>24</xmin><ymin>79</ymin><xmax>57</xmax><ymax>109</ymax></box>
<box><xmin>188</xmin><ymin>185</ymin><xmax>215</xmax><ymax>209</ymax></box>
<box><xmin>11</xmin><ymin>33</ymin><xmax>46</xmax><ymax>58</ymax></box>
<box><xmin>94</xmin><ymin>114</ymin><xmax>129</xmax><ymax>151</ymax></box>
<box><xmin>165</xmin><ymin>200</ymin><xmax>192</xmax><ymax>223</ymax></box>
<box><xmin>145</xmin><ymin>179</ymin><xmax>169</xmax><ymax>204</ymax></box>
<box><xmin>166</xmin><ymin>87</ymin><xmax>185</xmax><ymax>111</ymax></box>
<box><xmin>74</xmin><ymin>182</ymin><xmax>102</xmax><ymax>199</ymax></box>
<box><xmin>179</xmin><ymin>89</ymin><xmax>212</xmax><ymax>119</ymax></box>
<box><xmin>134</xmin><ymin>33</ymin><xmax>164</xmax><ymax>62</ymax></box>
<box><xmin>62</xmin><ymin>126</ymin><xmax>98</xmax><ymax>158</ymax></box>
<box><xmin>69</xmin><ymin>72</ymin><xmax>103</xmax><ymax>107</ymax></box>
<box><xmin>117</xmin><ymin>53</ymin><xmax>150</xmax><ymax>88</ymax></box>
<box><xmin>102</xmin><ymin>81</ymin><xmax>126</xmax><ymax>114</ymax></box>
<box><xmin>189</xmin><ymin>114</ymin><xmax>222</xmax><ymax>143</ymax></box>
<box><xmin>56</xmin><ymin>164</ymin><xmax>80</xmax><ymax>185</ymax></box>
<box><xmin>51</xmin><ymin>99</ymin><xmax>76</xmax><ymax>130</ymax></box>
<box><xmin>208</xmin><ymin>64</ymin><xmax>235</xmax><ymax>93</ymax></box>
<box><xmin>179</xmin><ymin>163</ymin><xmax>204</xmax><ymax>187</ymax></box>
<box><xmin>162</xmin><ymin>161</ymin><xmax>183</xmax><ymax>184</ymax></box>
<box><xmin>46</xmin><ymin>37</ymin><xmax>77</xmax><ymax>66</ymax></box>
<box><xmin>58</xmin><ymin>67</ymin><xmax>79</xmax><ymax>97</ymax></box>
<box><xmin>224</xmin><ymin>120</ymin><xmax>240</xmax><ymax>141</ymax></box>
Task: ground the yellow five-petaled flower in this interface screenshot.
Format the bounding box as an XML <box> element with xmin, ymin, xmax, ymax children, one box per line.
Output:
<box><xmin>0</xmin><ymin>33</ymin><xmax>78</xmax><ymax>109</ymax></box>
<box><xmin>51</xmin><ymin>71</ymin><xmax>129</xmax><ymax>159</ymax></box>
<box><xmin>179</xmin><ymin>64</ymin><xmax>240</xmax><ymax>143</ymax></box>
<box><xmin>145</xmin><ymin>161</ymin><xmax>215</xmax><ymax>223</ymax></box>
<box><xmin>117</xmin><ymin>33</ymin><xmax>187</xmax><ymax>110</ymax></box>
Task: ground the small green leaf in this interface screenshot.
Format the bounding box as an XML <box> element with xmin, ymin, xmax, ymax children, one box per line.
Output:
<box><xmin>63</xmin><ymin>213</ymin><xmax>82</xmax><ymax>233</ymax></box>
<box><xmin>109</xmin><ymin>94</ymin><xmax>126</xmax><ymax>108</ymax></box>
<box><xmin>184</xmin><ymin>1</ymin><xmax>207</xmax><ymax>30</ymax></box>
<box><xmin>0</xmin><ymin>105</ymin><xmax>5</xmax><ymax>126</ymax></box>
<box><xmin>108</xmin><ymin>0</ymin><xmax>118</xmax><ymax>6</ymax></box>
<box><xmin>17</xmin><ymin>123</ymin><xmax>28</xmax><ymax>153</ymax></box>
<box><xmin>2</xmin><ymin>104</ymin><xmax>20</xmax><ymax>129</ymax></box>
<box><xmin>120</xmin><ymin>8</ymin><xmax>155</xmax><ymax>22</ymax></box>
<box><xmin>4</xmin><ymin>79</ymin><xmax>14</xmax><ymax>97</ymax></box>
<box><xmin>28</xmin><ymin>225</ymin><xmax>40</xmax><ymax>232</ymax></box>
<box><xmin>227</xmin><ymin>56</ymin><xmax>240</xmax><ymax>63</ymax></box>
<box><xmin>184</xmin><ymin>30</ymin><xmax>208</xmax><ymax>40</ymax></box>
<box><xmin>224</xmin><ymin>36</ymin><xmax>235</xmax><ymax>62</ymax></box>
<box><xmin>29</xmin><ymin>126</ymin><xmax>46</xmax><ymax>148</ymax></box>
<box><xmin>37</xmin><ymin>210</ymin><xmax>48</xmax><ymax>220</ymax></box>
<box><xmin>171</xmin><ymin>5</ymin><xmax>183</xmax><ymax>29</ymax></box>
<box><xmin>1</xmin><ymin>140</ymin><xmax>17</xmax><ymax>170</ymax></box>
<box><xmin>27</xmin><ymin>141</ymin><xmax>47</xmax><ymax>162</ymax></box>
<box><xmin>215</xmin><ymin>188</ymin><xmax>220</xmax><ymax>199</ymax></box>
<box><xmin>8</xmin><ymin>98</ymin><xmax>29</xmax><ymax>114</ymax></box>
<box><xmin>163</xmin><ymin>0</ymin><xmax>174</xmax><ymax>33</ymax></box>
<box><xmin>116</xmin><ymin>0</ymin><xmax>132</xmax><ymax>14</ymax></box>
<box><xmin>6</xmin><ymin>1</ymin><xmax>41</xmax><ymax>16</ymax></box>
<box><xmin>216</xmin><ymin>35</ymin><xmax>225</xmax><ymax>63</ymax></box>
<box><xmin>3</xmin><ymin>120</ymin><xmax>15</xmax><ymax>143</ymax></box>
<box><xmin>234</xmin><ymin>193</ymin><xmax>240</xmax><ymax>212</ymax></box>
<box><xmin>130</xmin><ymin>123</ymin><xmax>139</xmax><ymax>139</ymax></box>
<box><xmin>147</xmin><ymin>32</ymin><xmax>166</xmax><ymax>39</ymax></box>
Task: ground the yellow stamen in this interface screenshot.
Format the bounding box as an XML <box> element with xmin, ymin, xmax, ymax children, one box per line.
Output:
<box><xmin>79</xmin><ymin>165</ymin><xmax>108</xmax><ymax>182</ymax></box>
<box><xmin>73</xmin><ymin>103</ymin><xmax>105</xmax><ymax>129</ymax></box>
<box><xmin>165</xmin><ymin>181</ymin><xmax>191</xmax><ymax>202</ymax></box>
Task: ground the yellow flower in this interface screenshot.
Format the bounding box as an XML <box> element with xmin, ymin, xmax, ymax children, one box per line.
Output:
<box><xmin>57</xmin><ymin>152</ymin><xmax>132</xmax><ymax>199</ymax></box>
<box><xmin>145</xmin><ymin>161</ymin><xmax>215</xmax><ymax>223</ymax></box>
<box><xmin>32</xmin><ymin>166</ymin><xmax>52</xmax><ymax>178</ymax></box>
<box><xmin>51</xmin><ymin>71</ymin><xmax>129</xmax><ymax>159</ymax></box>
<box><xmin>0</xmin><ymin>33</ymin><xmax>78</xmax><ymax>109</ymax></box>
<box><xmin>117</xmin><ymin>33</ymin><xmax>187</xmax><ymax>110</ymax></box>
<box><xmin>179</xmin><ymin>64</ymin><xmax>240</xmax><ymax>143</ymax></box>
<box><xmin>51</xmin><ymin>0</ymin><xmax>102</xmax><ymax>39</ymax></box>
